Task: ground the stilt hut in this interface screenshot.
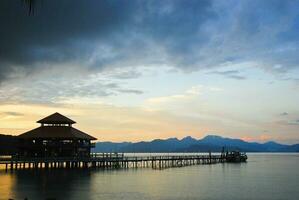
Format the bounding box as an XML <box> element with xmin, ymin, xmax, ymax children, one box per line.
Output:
<box><xmin>18</xmin><ymin>112</ymin><xmax>97</xmax><ymax>157</ymax></box>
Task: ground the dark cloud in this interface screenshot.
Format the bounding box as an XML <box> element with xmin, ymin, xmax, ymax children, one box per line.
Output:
<box><xmin>208</xmin><ymin>70</ymin><xmax>246</xmax><ymax>80</ymax></box>
<box><xmin>0</xmin><ymin>0</ymin><xmax>137</xmax><ymax>81</ymax></box>
<box><xmin>0</xmin><ymin>0</ymin><xmax>214</xmax><ymax>82</ymax></box>
<box><xmin>1</xmin><ymin>0</ymin><xmax>299</xmax><ymax>99</ymax></box>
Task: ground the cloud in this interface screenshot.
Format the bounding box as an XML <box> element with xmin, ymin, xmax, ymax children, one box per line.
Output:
<box><xmin>0</xmin><ymin>0</ymin><xmax>213</xmax><ymax>82</ymax></box>
<box><xmin>287</xmin><ymin>120</ymin><xmax>299</xmax><ymax>126</ymax></box>
<box><xmin>0</xmin><ymin>112</ymin><xmax>24</xmax><ymax>118</ymax></box>
<box><xmin>0</xmin><ymin>0</ymin><xmax>131</xmax><ymax>81</ymax></box>
<box><xmin>276</xmin><ymin>119</ymin><xmax>299</xmax><ymax>126</ymax></box>
<box><xmin>0</xmin><ymin>0</ymin><xmax>299</xmax><ymax>105</ymax></box>
<box><xmin>104</xmin><ymin>68</ymin><xmax>143</xmax><ymax>80</ymax></box>
<box><xmin>146</xmin><ymin>85</ymin><xmax>203</xmax><ymax>105</ymax></box>
<box><xmin>280</xmin><ymin>112</ymin><xmax>289</xmax><ymax>116</ymax></box>
<box><xmin>3</xmin><ymin>112</ymin><xmax>24</xmax><ymax>116</ymax></box>
<box><xmin>0</xmin><ymin>111</ymin><xmax>24</xmax><ymax>121</ymax></box>
<box><xmin>1</xmin><ymin>0</ymin><xmax>299</xmax><ymax>83</ymax></box>
<box><xmin>0</xmin><ymin>72</ymin><xmax>144</xmax><ymax>104</ymax></box>
<box><xmin>208</xmin><ymin>70</ymin><xmax>247</xmax><ymax>80</ymax></box>
<box><xmin>117</xmin><ymin>89</ymin><xmax>143</xmax><ymax>95</ymax></box>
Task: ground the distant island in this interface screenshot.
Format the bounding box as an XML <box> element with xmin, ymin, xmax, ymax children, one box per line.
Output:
<box><xmin>92</xmin><ymin>135</ymin><xmax>299</xmax><ymax>153</ymax></box>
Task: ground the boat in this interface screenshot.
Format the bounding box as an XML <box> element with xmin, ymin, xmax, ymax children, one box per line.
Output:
<box><xmin>225</xmin><ymin>151</ymin><xmax>247</xmax><ymax>162</ymax></box>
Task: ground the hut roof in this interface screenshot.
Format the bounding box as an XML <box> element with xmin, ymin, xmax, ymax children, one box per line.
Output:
<box><xmin>18</xmin><ymin>126</ymin><xmax>97</xmax><ymax>140</ymax></box>
<box><xmin>37</xmin><ymin>112</ymin><xmax>76</xmax><ymax>124</ymax></box>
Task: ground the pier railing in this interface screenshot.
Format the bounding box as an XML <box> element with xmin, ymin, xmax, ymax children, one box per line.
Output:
<box><xmin>0</xmin><ymin>152</ymin><xmax>233</xmax><ymax>171</ymax></box>
<box><xmin>2</xmin><ymin>154</ymin><xmax>222</xmax><ymax>162</ymax></box>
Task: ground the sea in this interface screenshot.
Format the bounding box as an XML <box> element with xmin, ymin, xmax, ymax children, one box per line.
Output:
<box><xmin>0</xmin><ymin>153</ymin><xmax>298</xmax><ymax>200</ymax></box>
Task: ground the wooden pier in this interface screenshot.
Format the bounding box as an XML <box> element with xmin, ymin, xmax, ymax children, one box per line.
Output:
<box><xmin>0</xmin><ymin>153</ymin><xmax>230</xmax><ymax>172</ymax></box>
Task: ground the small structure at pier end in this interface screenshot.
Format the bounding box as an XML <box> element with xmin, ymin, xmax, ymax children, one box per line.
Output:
<box><xmin>17</xmin><ymin>112</ymin><xmax>97</xmax><ymax>157</ymax></box>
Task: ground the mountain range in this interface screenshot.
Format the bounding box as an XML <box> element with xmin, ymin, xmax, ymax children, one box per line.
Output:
<box><xmin>93</xmin><ymin>135</ymin><xmax>299</xmax><ymax>153</ymax></box>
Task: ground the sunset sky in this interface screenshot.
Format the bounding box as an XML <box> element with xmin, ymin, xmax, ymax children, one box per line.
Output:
<box><xmin>1</xmin><ymin>0</ymin><xmax>299</xmax><ymax>143</ymax></box>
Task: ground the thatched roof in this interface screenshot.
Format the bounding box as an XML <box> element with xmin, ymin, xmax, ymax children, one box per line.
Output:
<box><xmin>37</xmin><ymin>112</ymin><xmax>76</xmax><ymax>124</ymax></box>
<box><xmin>18</xmin><ymin>113</ymin><xmax>97</xmax><ymax>140</ymax></box>
<box><xmin>18</xmin><ymin>126</ymin><xmax>97</xmax><ymax>140</ymax></box>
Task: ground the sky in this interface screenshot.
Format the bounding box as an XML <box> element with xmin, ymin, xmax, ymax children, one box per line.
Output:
<box><xmin>0</xmin><ymin>0</ymin><xmax>299</xmax><ymax>144</ymax></box>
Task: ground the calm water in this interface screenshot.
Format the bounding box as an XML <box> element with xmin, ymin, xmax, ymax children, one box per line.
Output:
<box><xmin>0</xmin><ymin>153</ymin><xmax>299</xmax><ymax>200</ymax></box>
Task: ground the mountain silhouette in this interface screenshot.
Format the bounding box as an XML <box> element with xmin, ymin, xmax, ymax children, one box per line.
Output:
<box><xmin>93</xmin><ymin>135</ymin><xmax>299</xmax><ymax>153</ymax></box>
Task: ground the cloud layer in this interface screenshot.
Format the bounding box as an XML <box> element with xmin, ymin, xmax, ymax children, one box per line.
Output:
<box><xmin>1</xmin><ymin>0</ymin><xmax>299</xmax><ymax>84</ymax></box>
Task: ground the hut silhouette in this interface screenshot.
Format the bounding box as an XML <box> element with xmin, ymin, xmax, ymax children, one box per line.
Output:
<box><xmin>18</xmin><ymin>112</ymin><xmax>97</xmax><ymax>157</ymax></box>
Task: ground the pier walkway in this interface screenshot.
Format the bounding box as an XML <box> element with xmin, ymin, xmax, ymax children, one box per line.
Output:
<box><xmin>0</xmin><ymin>153</ymin><xmax>227</xmax><ymax>172</ymax></box>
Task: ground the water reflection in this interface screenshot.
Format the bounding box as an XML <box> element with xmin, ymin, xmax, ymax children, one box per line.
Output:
<box><xmin>0</xmin><ymin>169</ymin><xmax>93</xmax><ymax>200</ymax></box>
<box><xmin>0</xmin><ymin>154</ymin><xmax>299</xmax><ymax>200</ymax></box>
<box><xmin>0</xmin><ymin>171</ymin><xmax>15</xmax><ymax>199</ymax></box>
